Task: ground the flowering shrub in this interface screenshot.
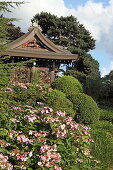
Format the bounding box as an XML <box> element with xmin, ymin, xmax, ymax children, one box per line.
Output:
<box><xmin>0</xmin><ymin>102</ymin><xmax>101</xmax><ymax>169</ymax></box>
<box><xmin>4</xmin><ymin>81</ymin><xmax>50</xmax><ymax>106</ymax></box>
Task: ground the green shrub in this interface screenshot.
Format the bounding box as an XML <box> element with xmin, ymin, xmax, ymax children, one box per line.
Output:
<box><xmin>91</xmin><ymin>129</ymin><xmax>113</xmax><ymax>169</ymax></box>
<box><xmin>91</xmin><ymin>120</ymin><xmax>113</xmax><ymax>134</ymax></box>
<box><xmin>51</xmin><ymin>76</ymin><xmax>83</xmax><ymax>96</ymax></box>
<box><xmin>68</xmin><ymin>93</ymin><xmax>100</xmax><ymax>124</ymax></box>
<box><xmin>100</xmin><ymin>109</ymin><xmax>113</xmax><ymax>122</ymax></box>
<box><xmin>8</xmin><ymin>83</ymin><xmax>49</xmax><ymax>106</ymax></box>
<box><xmin>43</xmin><ymin>89</ymin><xmax>75</xmax><ymax>116</ymax></box>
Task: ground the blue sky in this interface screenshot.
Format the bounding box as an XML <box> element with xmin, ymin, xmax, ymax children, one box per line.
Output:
<box><xmin>4</xmin><ymin>0</ymin><xmax>113</xmax><ymax>77</ymax></box>
<box><xmin>64</xmin><ymin>0</ymin><xmax>108</xmax><ymax>8</ymax></box>
<box><xmin>64</xmin><ymin>0</ymin><xmax>113</xmax><ymax>76</ymax></box>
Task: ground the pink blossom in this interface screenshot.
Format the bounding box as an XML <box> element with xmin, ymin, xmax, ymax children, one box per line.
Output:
<box><xmin>5</xmin><ymin>87</ymin><xmax>13</xmax><ymax>93</ymax></box>
<box><xmin>56</xmin><ymin>130</ymin><xmax>67</xmax><ymax>138</ymax></box>
<box><xmin>0</xmin><ymin>140</ymin><xmax>11</xmax><ymax>147</ymax></box>
<box><xmin>76</xmin><ymin>158</ymin><xmax>84</xmax><ymax>163</ymax></box>
<box><xmin>26</xmin><ymin>105</ymin><xmax>33</xmax><ymax>109</ymax></box>
<box><xmin>24</xmin><ymin>114</ymin><xmax>38</xmax><ymax>122</ymax></box>
<box><xmin>54</xmin><ymin>166</ymin><xmax>62</xmax><ymax>170</ymax></box>
<box><xmin>56</xmin><ymin>111</ymin><xmax>66</xmax><ymax>117</ymax></box>
<box><xmin>40</xmin><ymin>145</ymin><xmax>51</xmax><ymax>153</ymax></box>
<box><xmin>59</xmin><ymin>124</ymin><xmax>65</xmax><ymax>131</ymax></box>
<box><xmin>17</xmin><ymin>82</ymin><xmax>27</xmax><ymax>89</ymax></box>
<box><xmin>17</xmin><ymin>152</ymin><xmax>32</xmax><ymax>162</ymax></box>
<box><xmin>34</xmin><ymin>131</ymin><xmax>49</xmax><ymax>137</ymax></box>
<box><xmin>12</xmin><ymin>106</ymin><xmax>22</xmax><ymax>111</ymax></box>
<box><xmin>37</xmin><ymin>102</ymin><xmax>44</xmax><ymax>105</ymax></box>
<box><xmin>10</xmin><ymin>118</ymin><xmax>20</xmax><ymax>123</ymax></box>
<box><xmin>17</xmin><ymin>134</ymin><xmax>33</xmax><ymax>144</ymax></box>
<box><xmin>39</xmin><ymin>107</ymin><xmax>53</xmax><ymax>114</ymax></box>
<box><xmin>0</xmin><ymin>153</ymin><xmax>13</xmax><ymax>170</ymax></box>
<box><xmin>50</xmin><ymin>153</ymin><xmax>61</xmax><ymax>162</ymax></box>
<box><xmin>29</xmin><ymin>110</ymin><xmax>38</xmax><ymax>113</ymax></box>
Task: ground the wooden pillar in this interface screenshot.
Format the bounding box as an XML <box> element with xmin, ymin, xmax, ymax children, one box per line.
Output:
<box><xmin>50</xmin><ymin>71</ymin><xmax>55</xmax><ymax>83</ymax></box>
<box><xmin>31</xmin><ymin>61</ymin><xmax>36</xmax><ymax>83</ymax></box>
<box><xmin>50</xmin><ymin>60</ymin><xmax>55</xmax><ymax>83</ymax></box>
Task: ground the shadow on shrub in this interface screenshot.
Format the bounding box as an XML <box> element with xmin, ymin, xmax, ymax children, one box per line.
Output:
<box><xmin>68</xmin><ymin>93</ymin><xmax>100</xmax><ymax>124</ymax></box>
<box><xmin>100</xmin><ymin>109</ymin><xmax>113</xmax><ymax>123</ymax></box>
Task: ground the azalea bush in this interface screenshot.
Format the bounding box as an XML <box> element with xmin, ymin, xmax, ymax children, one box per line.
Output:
<box><xmin>0</xmin><ymin>88</ymin><xmax>101</xmax><ymax>169</ymax></box>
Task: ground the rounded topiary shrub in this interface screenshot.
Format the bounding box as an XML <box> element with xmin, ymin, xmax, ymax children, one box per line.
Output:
<box><xmin>51</xmin><ymin>76</ymin><xmax>83</xmax><ymax>96</ymax></box>
<box><xmin>68</xmin><ymin>93</ymin><xmax>100</xmax><ymax>124</ymax></box>
<box><xmin>43</xmin><ymin>89</ymin><xmax>75</xmax><ymax>116</ymax></box>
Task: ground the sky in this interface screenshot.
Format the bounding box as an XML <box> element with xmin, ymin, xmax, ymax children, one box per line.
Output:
<box><xmin>2</xmin><ymin>0</ymin><xmax>113</xmax><ymax>77</ymax></box>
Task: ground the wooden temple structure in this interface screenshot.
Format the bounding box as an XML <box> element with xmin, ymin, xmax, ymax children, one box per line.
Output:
<box><xmin>3</xmin><ymin>23</ymin><xmax>78</xmax><ymax>83</ymax></box>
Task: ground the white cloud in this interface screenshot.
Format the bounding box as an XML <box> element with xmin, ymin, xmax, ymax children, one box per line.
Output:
<box><xmin>2</xmin><ymin>0</ymin><xmax>113</xmax><ymax>76</ymax></box>
<box><xmin>101</xmin><ymin>61</ymin><xmax>113</xmax><ymax>77</ymax></box>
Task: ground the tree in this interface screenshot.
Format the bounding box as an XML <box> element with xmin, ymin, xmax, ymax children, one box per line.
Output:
<box><xmin>32</xmin><ymin>12</ymin><xmax>95</xmax><ymax>52</ymax></box>
<box><xmin>32</xmin><ymin>12</ymin><xmax>100</xmax><ymax>77</ymax></box>
<box><xmin>7</xmin><ymin>23</ymin><xmax>24</xmax><ymax>41</ymax></box>
<box><xmin>0</xmin><ymin>1</ymin><xmax>24</xmax><ymax>52</ymax></box>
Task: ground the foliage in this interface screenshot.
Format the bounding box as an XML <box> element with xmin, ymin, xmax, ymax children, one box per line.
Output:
<box><xmin>91</xmin><ymin>120</ymin><xmax>113</xmax><ymax>134</ymax></box>
<box><xmin>65</xmin><ymin>70</ymin><xmax>101</xmax><ymax>101</ymax></box>
<box><xmin>68</xmin><ymin>93</ymin><xmax>100</xmax><ymax>124</ymax></box>
<box><xmin>32</xmin><ymin>12</ymin><xmax>95</xmax><ymax>52</ymax></box>
<box><xmin>91</xmin><ymin>129</ymin><xmax>113</xmax><ymax>169</ymax></box>
<box><xmin>0</xmin><ymin>1</ymin><xmax>24</xmax><ymax>12</ymax></box>
<box><xmin>73</xmin><ymin>53</ymin><xmax>100</xmax><ymax>77</ymax></box>
<box><xmin>100</xmin><ymin>109</ymin><xmax>113</xmax><ymax>122</ymax></box>
<box><xmin>7</xmin><ymin>82</ymin><xmax>49</xmax><ymax>106</ymax></box>
<box><xmin>7</xmin><ymin>23</ymin><xmax>24</xmax><ymax>41</ymax></box>
<box><xmin>0</xmin><ymin>1</ymin><xmax>24</xmax><ymax>52</ymax></box>
<box><xmin>43</xmin><ymin>89</ymin><xmax>75</xmax><ymax>117</ymax></box>
<box><xmin>51</xmin><ymin>76</ymin><xmax>83</xmax><ymax>96</ymax></box>
<box><xmin>0</xmin><ymin>84</ymin><xmax>101</xmax><ymax>169</ymax></box>
<box><xmin>32</xmin><ymin>12</ymin><xmax>100</xmax><ymax>77</ymax></box>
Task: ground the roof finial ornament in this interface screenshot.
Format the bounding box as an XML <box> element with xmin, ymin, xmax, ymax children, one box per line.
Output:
<box><xmin>30</xmin><ymin>19</ymin><xmax>42</xmax><ymax>32</ymax></box>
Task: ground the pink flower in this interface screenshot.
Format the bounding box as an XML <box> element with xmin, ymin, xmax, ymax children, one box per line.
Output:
<box><xmin>59</xmin><ymin>124</ymin><xmax>65</xmax><ymax>130</ymax></box>
<box><xmin>26</xmin><ymin>105</ymin><xmax>33</xmax><ymax>109</ymax></box>
<box><xmin>5</xmin><ymin>87</ymin><xmax>13</xmax><ymax>93</ymax></box>
<box><xmin>0</xmin><ymin>140</ymin><xmax>11</xmax><ymax>147</ymax></box>
<box><xmin>17</xmin><ymin>152</ymin><xmax>32</xmax><ymax>162</ymax></box>
<box><xmin>39</xmin><ymin>107</ymin><xmax>53</xmax><ymax>114</ymax></box>
<box><xmin>17</xmin><ymin>134</ymin><xmax>33</xmax><ymax>144</ymax></box>
<box><xmin>40</xmin><ymin>145</ymin><xmax>51</xmax><ymax>153</ymax></box>
<box><xmin>12</xmin><ymin>106</ymin><xmax>23</xmax><ymax>111</ymax></box>
<box><xmin>37</xmin><ymin>102</ymin><xmax>44</xmax><ymax>105</ymax></box>
<box><xmin>24</xmin><ymin>114</ymin><xmax>38</xmax><ymax>122</ymax></box>
<box><xmin>10</xmin><ymin>118</ymin><xmax>20</xmax><ymax>123</ymax></box>
<box><xmin>56</xmin><ymin>111</ymin><xmax>66</xmax><ymax>117</ymax></box>
<box><xmin>17</xmin><ymin>82</ymin><xmax>27</xmax><ymax>89</ymax></box>
<box><xmin>76</xmin><ymin>158</ymin><xmax>84</xmax><ymax>163</ymax></box>
<box><xmin>0</xmin><ymin>153</ymin><xmax>13</xmax><ymax>170</ymax></box>
<box><xmin>54</xmin><ymin>166</ymin><xmax>62</xmax><ymax>170</ymax></box>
